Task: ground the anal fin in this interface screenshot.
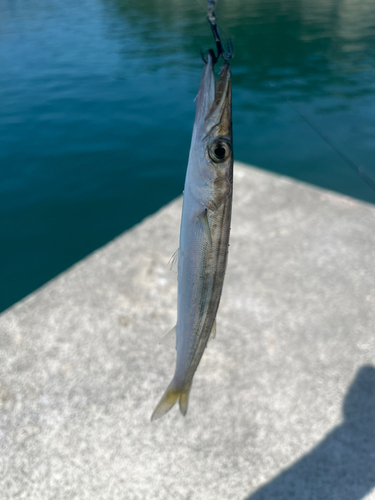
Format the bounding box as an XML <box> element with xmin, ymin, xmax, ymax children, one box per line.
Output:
<box><xmin>208</xmin><ymin>319</ymin><xmax>216</xmax><ymax>347</ymax></box>
<box><xmin>209</xmin><ymin>319</ymin><xmax>216</xmax><ymax>341</ymax></box>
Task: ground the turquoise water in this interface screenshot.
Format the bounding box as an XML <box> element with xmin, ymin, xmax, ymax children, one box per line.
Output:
<box><xmin>1</xmin><ymin>0</ymin><xmax>375</xmax><ymax>312</ymax></box>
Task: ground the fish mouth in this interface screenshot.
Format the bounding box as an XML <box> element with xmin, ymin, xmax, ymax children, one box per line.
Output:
<box><xmin>211</xmin><ymin>61</ymin><xmax>231</xmax><ymax>115</ymax></box>
<box><xmin>205</xmin><ymin>53</ymin><xmax>231</xmax><ymax>135</ymax></box>
<box><xmin>195</xmin><ymin>51</ymin><xmax>231</xmax><ymax>130</ymax></box>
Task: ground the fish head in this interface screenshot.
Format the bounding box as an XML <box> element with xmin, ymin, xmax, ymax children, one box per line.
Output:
<box><xmin>188</xmin><ymin>51</ymin><xmax>233</xmax><ymax>211</ymax></box>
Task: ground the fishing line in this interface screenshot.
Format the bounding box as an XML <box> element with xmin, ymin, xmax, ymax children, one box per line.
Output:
<box><xmin>207</xmin><ymin>0</ymin><xmax>217</xmax><ymax>20</ymax></box>
<box><xmin>193</xmin><ymin>0</ymin><xmax>233</xmax><ymax>42</ymax></box>
<box><xmin>271</xmin><ymin>84</ymin><xmax>375</xmax><ymax>194</ymax></box>
<box><xmin>195</xmin><ymin>1</ymin><xmax>375</xmax><ymax>195</ymax></box>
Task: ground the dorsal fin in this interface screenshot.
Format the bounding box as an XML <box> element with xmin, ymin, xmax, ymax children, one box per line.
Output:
<box><xmin>169</xmin><ymin>249</ymin><xmax>179</xmax><ymax>273</ymax></box>
<box><xmin>159</xmin><ymin>325</ymin><xmax>177</xmax><ymax>350</ymax></box>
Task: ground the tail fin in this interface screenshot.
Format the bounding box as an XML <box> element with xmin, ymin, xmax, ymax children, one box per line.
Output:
<box><xmin>151</xmin><ymin>381</ymin><xmax>192</xmax><ymax>421</ymax></box>
<box><xmin>179</xmin><ymin>384</ymin><xmax>192</xmax><ymax>416</ymax></box>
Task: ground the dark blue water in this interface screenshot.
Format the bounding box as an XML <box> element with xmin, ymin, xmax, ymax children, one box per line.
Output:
<box><xmin>1</xmin><ymin>0</ymin><xmax>375</xmax><ymax>312</ymax></box>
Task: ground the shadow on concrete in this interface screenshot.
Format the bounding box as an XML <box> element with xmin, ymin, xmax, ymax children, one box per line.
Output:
<box><xmin>246</xmin><ymin>365</ymin><xmax>375</xmax><ymax>500</ymax></box>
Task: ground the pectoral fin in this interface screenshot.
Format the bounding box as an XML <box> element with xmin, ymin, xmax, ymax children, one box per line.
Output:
<box><xmin>199</xmin><ymin>209</ymin><xmax>212</xmax><ymax>249</ymax></box>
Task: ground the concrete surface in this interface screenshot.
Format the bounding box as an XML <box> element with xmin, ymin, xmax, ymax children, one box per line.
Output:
<box><xmin>1</xmin><ymin>162</ymin><xmax>375</xmax><ymax>500</ymax></box>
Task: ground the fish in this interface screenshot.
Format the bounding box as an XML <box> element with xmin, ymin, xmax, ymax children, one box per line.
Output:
<box><xmin>151</xmin><ymin>48</ymin><xmax>233</xmax><ymax>421</ymax></box>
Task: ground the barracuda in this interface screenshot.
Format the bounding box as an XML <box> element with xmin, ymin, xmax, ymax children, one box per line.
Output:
<box><xmin>151</xmin><ymin>23</ymin><xmax>233</xmax><ymax>421</ymax></box>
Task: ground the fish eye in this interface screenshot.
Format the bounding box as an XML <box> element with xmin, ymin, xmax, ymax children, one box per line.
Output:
<box><xmin>208</xmin><ymin>138</ymin><xmax>231</xmax><ymax>163</ymax></box>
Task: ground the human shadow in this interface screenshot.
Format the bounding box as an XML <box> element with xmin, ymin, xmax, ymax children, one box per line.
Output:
<box><xmin>247</xmin><ymin>365</ymin><xmax>375</xmax><ymax>500</ymax></box>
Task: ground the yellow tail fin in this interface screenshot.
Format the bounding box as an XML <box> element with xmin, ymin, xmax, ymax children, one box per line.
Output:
<box><xmin>151</xmin><ymin>381</ymin><xmax>192</xmax><ymax>421</ymax></box>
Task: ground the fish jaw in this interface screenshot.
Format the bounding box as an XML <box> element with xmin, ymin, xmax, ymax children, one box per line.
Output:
<box><xmin>187</xmin><ymin>53</ymin><xmax>232</xmax><ymax>211</ymax></box>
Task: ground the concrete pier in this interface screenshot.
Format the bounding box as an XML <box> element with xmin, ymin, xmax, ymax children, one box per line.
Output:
<box><xmin>1</xmin><ymin>162</ymin><xmax>375</xmax><ymax>499</ymax></box>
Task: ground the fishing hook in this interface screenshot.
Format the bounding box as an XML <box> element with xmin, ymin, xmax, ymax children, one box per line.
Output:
<box><xmin>206</xmin><ymin>10</ymin><xmax>234</xmax><ymax>64</ymax></box>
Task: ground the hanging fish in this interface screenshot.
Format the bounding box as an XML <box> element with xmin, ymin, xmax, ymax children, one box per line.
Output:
<box><xmin>151</xmin><ymin>12</ymin><xmax>234</xmax><ymax>421</ymax></box>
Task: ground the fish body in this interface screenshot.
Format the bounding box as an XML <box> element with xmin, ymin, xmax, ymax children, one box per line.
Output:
<box><xmin>151</xmin><ymin>52</ymin><xmax>233</xmax><ymax>421</ymax></box>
